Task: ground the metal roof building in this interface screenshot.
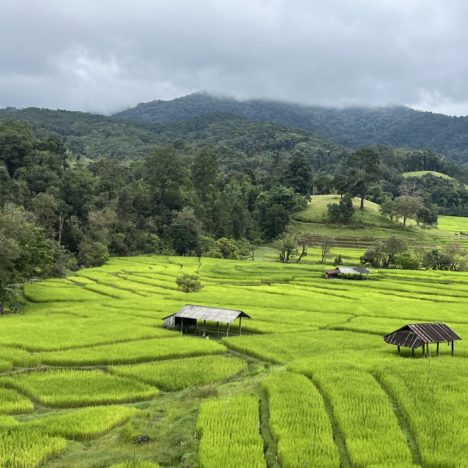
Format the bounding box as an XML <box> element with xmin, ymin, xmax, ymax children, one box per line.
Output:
<box><xmin>325</xmin><ymin>266</ymin><xmax>370</xmax><ymax>279</ymax></box>
<box><xmin>383</xmin><ymin>323</ymin><xmax>461</xmax><ymax>356</ymax></box>
<box><xmin>162</xmin><ymin>304</ymin><xmax>250</xmax><ymax>337</ymax></box>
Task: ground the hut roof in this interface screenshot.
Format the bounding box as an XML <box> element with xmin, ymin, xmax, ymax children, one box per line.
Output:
<box><xmin>384</xmin><ymin>323</ymin><xmax>461</xmax><ymax>348</ymax></box>
<box><xmin>162</xmin><ymin>304</ymin><xmax>250</xmax><ymax>323</ymax></box>
<box><xmin>337</xmin><ymin>266</ymin><xmax>370</xmax><ymax>275</ymax></box>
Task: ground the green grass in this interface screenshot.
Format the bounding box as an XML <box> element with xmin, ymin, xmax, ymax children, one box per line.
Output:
<box><xmin>263</xmin><ymin>371</ymin><xmax>339</xmax><ymax>467</ymax></box>
<box><xmin>25</xmin><ymin>406</ymin><xmax>138</xmax><ymax>439</ymax></box>
<box><xmin>38</xmin><ymin>336</ymin><xmax>227</xmax><ymax>366</ymax></box>
<box><xmin>402</xmin><ymin>170</ymin><xmax>454</xmax><ymax>180</ymax></box>
<box><xmin>1</xmin><ymin>252</ymin><xmax>468</xmax><ymax>465</ymax></box>
<box><xmin>0</xmin><ymin>387</ymin><xmax>34</xmax><ymax>414</ymax></box>
<box><xmin>0</xmin><ymin>427</ymin><xmax>67</xmax><ymax>467</ymax></box>
<box><xmin>110</xmin><ymin>355</ymin><xmax>246</xmax><ymax>391</ymax></box>
<box><xmin>3</xmin><ymin>370</ymin><xmax>158</xmax><ymax>407</ymax></box>
<box><xmin>197</xmin><ymin>395</ymin><xmax>266</xmax><ymax>468</ymax></box>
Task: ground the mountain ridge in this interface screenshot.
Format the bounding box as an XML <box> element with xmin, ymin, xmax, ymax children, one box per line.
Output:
<box><xmin>113</xmin><ymin>93</ymin><xmax>468</xmax><ymax>163</ymax></box>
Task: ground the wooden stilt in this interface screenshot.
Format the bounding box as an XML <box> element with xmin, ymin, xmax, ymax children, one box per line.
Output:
<box><xmin>239</xmin><ymin>316</ymin><xmax>242</xmax><ymax>336</ymax></box>
<box><xmin>436</xmin><ymin>342</ymin><xmax>439</xmax><ymax>356</ymax></box>
<box><xmin>180</xmin><ymin>318</ymin><xmax>184</xmax><ymax>335</ymax></box>
<box><xmin>412</xmin><ymin>347</ymin><xmax>415</xmax><ymax>357</ymax></box>
<box><xmin>452</xmin><ymin>340</ymin><xmax>454</xmax><ymax>356</ymax></box>
<box><xmin>216</xmin><ymin>321</ymin><xmax>219</xmax><ymax>337</ymax></box>
<box><xmin>226</xmin><ymin>322</ymin><xmax>230</xmax><ymax>337</ymax></box>
<box><xmin>203</xmin><ymin>320</ymin><xmax>206</xmax><ymax>337</ymax></box>
<box><xmin>397</xmin><ymin>345</ymin><xmax>400</xmax><ymax>355</ymax></box>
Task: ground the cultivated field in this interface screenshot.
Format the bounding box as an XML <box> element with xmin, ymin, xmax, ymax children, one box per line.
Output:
<box><xmin>1</xmin><ymin>225</ymin><xmax>468</xmax><ymax>466</ymax></box>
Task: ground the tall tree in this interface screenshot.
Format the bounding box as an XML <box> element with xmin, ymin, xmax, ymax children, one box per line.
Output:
<box><xmin>283</xmin><ymin>153</ymin><xmax>314</xmax><ymax>196</ymax></box>
<box><xmin>346</xmin><ymin>148</ymin><xmax>381</xmax><ymax>209</ymax></box>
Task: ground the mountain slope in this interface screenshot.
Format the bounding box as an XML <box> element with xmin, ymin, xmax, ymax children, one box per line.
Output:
<box><xmin>114</xmin><ymin>93</ymin><xmax>468</xmax><ymax>163</ymax></box>
<box><xmin>0</xmin><ymin>107</ymin><xmax>345</xmax><ymax>168</ymax></box>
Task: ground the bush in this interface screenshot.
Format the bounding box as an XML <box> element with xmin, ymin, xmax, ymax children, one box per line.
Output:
<box><xmin>327</xmin><ymin>193</ymin><xmax>354</xmax><ymax>224</ymax></box>
<box><xmin>395</xmin><ymin>253</ymin><xmax>419</xmax><ymax>270</ymax></box>
<box><xmin>77</xmin><ymin>239</ymin><xmax>109</xmax><ymax>267</ymax></box>
<box><xmin>176</xmin><ymin>274</ymin><xmax>202</xmax><ymax>293</ymax></box>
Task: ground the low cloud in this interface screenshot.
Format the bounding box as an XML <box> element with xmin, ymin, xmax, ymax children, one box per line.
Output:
<box><xmin>2</xmin><ymin>0</ymin><xmax>468</xmax><ymax>115</ymax></box>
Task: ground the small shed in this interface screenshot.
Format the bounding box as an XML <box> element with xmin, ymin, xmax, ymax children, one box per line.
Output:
<box><xmin>325</xmin><ymin>266</ymin><xmax>370</xmax><ymax>279</ymax></box>
<box><xmin>162</xmin><ymin>304</ymin><xmax>250</xmax><ymax>337</ymax></box>
<box><xmin>383</xmin><ymin>323</ymin><xmax>461</xmax><ymax>356</ymax></box>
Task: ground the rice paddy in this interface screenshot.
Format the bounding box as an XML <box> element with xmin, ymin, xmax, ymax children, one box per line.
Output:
<box><xmin>1</xmin><ymin>221</ymin><xmax>468</xmax><ymax>466</ymax></box>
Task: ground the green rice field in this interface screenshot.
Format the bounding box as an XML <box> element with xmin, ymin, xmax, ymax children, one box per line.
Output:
<box><xmin>1</xmin><ymin>217</ymin><xmax>468</xmax><ymax>466</ymax></box>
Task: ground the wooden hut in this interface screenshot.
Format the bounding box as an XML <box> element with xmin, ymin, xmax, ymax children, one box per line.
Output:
<box><xmin>325</xmin><ymin>266</ymin><xmax>370</xmax><ymax>279</ymax></box>
<box><xmin>383</xmin><ymin>323</ymin><xmax>461</xmax><ymax>356</ymax></box>
<box><xmin>162</xmin><ymin>304</ymin><xmax>250</xmax><ymax>337</ymax></box>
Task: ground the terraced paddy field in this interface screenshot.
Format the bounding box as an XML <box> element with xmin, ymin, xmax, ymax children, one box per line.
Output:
<box><xmin>1</xmin><ymin>247</ymin><xmax>468</xmax><ymax>466</ymax></box>
<box><xmin>288</xmin><ymin>195</ymin><xmax>468</xmax><ymax>250</ymax></box>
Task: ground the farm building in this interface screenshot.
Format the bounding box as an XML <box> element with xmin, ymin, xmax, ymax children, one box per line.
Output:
<box><xmin>162</xmin><ymin>304</ymin><xmax>250</xmax><ymax>337</ymax></box>
<box><xmin>383</xmin><ymin>323</ymin><xmax>461</xmax><ymax>356</ymax></box>
<box><xmin>324</xmin><ymin>266</ymin><xmax>370</xmax><ymax>279</ymax></box>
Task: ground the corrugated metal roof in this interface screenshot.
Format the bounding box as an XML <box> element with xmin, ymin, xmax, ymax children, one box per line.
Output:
<box><xmin>384</xmin><ymin>323</ymin><xmax>461</xmax><ymax>348</ymax></box>
<box><xmin>337</xmin><ymin>266</ymin><xmax>370</xmax><ymax>275</ymax></box>
<box><xmin>162</xmin><ymin>304</ymin><xmax>250</xmax><ymax>323</ymax></box>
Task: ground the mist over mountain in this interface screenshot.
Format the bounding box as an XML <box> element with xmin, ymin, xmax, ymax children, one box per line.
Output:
<box><xmin>114</xmin><ymin>93</ymin><xmax>468</xmax><ymax>163</ymax></box>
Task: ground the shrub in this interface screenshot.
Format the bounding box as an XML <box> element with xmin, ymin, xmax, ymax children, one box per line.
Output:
<box><xmin>395</xmin><ymin>253</ymin><xmax>419</xmax><ymax>270</ymax></box>
<box><xmin>77</xmin><ymin>238</ymin><xmax>109</xmax><ymax>267</ymax></box>
<box><xmin>176</xmin><ymin>274</ymin><xmax>202</xmax><ymax>292</ymax></box>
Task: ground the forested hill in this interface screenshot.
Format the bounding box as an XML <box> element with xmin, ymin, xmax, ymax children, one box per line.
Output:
<box><xmin>114</xmin><ymin>93</ymin><xmax>468</xmax><ymax>163</ymax></box>
<box><xmin>0</xmin><ymin>107</ymin><xmax>344</xmax><ymax>168</ymax></box>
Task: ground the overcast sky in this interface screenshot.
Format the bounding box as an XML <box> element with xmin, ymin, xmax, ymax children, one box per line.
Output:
<box><xmin>2</xmin><ymin>0</ymin><xmax>468</xmax><ymax>115</ymax></box>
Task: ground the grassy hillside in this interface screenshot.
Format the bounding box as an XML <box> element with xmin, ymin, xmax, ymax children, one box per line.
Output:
<box><xmin>1</xmin><ymin>254</ymin><xmax>468</xmax><ymax>466</ymax></box>
<box><xmin>289</xmin><ymin>195</ymin><xmax>426</xmax><ymax>247</ymax></box>
<box><xmin>402</xmin><ymin>170</ymin><xmax>454</xmax><ymax>180</ymax></box>
<box><xmin>286</xmin><ymin>195</ymin><xmax>468</xmax><ymax>252</ymax></box>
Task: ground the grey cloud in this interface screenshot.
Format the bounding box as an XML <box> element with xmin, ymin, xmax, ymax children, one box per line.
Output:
<box><xmin>1</xmin><ymin>0</ymin><xmax>468</xmax><ymax>115</ymax></box>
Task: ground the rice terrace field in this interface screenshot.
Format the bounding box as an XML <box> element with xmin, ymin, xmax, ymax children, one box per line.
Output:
<box><xmin>1</xmin><ymin>218</ymin><xmax>468</xmax><ymax>467</ymax></box>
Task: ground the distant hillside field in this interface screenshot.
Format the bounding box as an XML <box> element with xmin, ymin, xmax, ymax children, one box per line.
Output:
<box><xmin>402</xmin><ymin>170</ymin><xmax>454</xmax><ymax>180</ymax></box>
<box><xmin>288</xmin><ymin>195</ymin><xmax>466</xmax><ymax>249</ymax></box>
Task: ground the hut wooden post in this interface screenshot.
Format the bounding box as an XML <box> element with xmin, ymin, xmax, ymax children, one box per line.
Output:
<box><xmin>436</xmin><ymin>342</ymin><xmax>440</xmax><ymax>356</ymax></box>
<box><xmin>239</xmin><ymin>316</ymin><xmax>242</xmax><ymax>336</ymax></box>
<box><xmin>397</xmin><ymin>345</ymin><xmax>400</xmax><ymax>355</ymax></box>
<box><xmin>226</xmin><ymin>322</ymin><xmax>230</xmax><ymax>337</ymax></box>
<box><xmin>202</xmin><ymin>320</ymin><xmax>206</xmax><ymax>337</ymax></box>
<box><xmin>412</xmin><ymin>348</ymin><xmax>415</xmax><ymax>357</ymax></box>
<box><xmin>451</xmin><ymin>340</ymin><xmax>454</xmax><ymax>356</ymax></box>
<box><xmin>180</xmin><ymin>318</ymin><xmax>184</xmax><ymax>335</ymax></box>
<box><xmin>216</xmin><ymin>321</ymin><xmax>219</xmax><ymax>337</ymax></box>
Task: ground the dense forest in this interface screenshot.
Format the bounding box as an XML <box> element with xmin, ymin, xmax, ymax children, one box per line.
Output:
<box><xmin>1</xmin><ymin>97</ymin><xmax>468</xmax><ymax>312</ymax></box>
<box><xmin>115</xmin><ymin>93</ymin><xmax>468</xmax><ymax>164</ymax></box>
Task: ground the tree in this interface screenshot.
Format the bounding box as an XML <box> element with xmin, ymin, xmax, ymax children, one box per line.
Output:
<box><xmin>361</xmin><ymin>236</ymin><xmax>407</xmax><ymax>268</ymax></box>
<box><xmin>283</xmin><ymin>153</ymin><xmax>313</xmax><ymax>196</ymax></box>
<box><xmin>256</xmin><ymin>185</ymin><xmax>304</xmax><ymax>240</ymax></box>
<box><xmin>380</xmin><ymin>200</ymin><xmax>397</xmax><ymax>221</ymax></box>
<box><xmin>176</xmin><ymin>274</ymin><xmax>202</xmax><ymax>293</ymax></box>
<box><xmin>327</xmin><ymin>193</ymin><xmax>354</xmax><ymax>224</ymax></box>
<box><xmin>77</xmin><ymin>238</ymin><xmax>109</xmax><ymax>267</ymax></box>
<box><xmin>279</xmin><ymin>235</ymin><xmax>296</xmax><ymax>263</ymax></box>
<box><xmin>0</xmin><ymin>204</ymin><xmax>53</xmax><ymax>314</ymax></box>
<box><xmin>169</xmin><ymin>208</ymin><xmax>200</xmax><ymax>256</ymax></box>
<box><xmin>393</xmin><ymin>195</ymin><xmax>423</xmax><ymax>228</ymax></box>
<box><xmin>346</xmin><ymin>148</ymin><xmax>381</xmax><ymax>209</ymax></box>
<box><xmin>216</xmin><ymin>237</ymin><xmax>240</xmax><ymax>259</ymax></box>
<box><xmin>144</xmin><ymin>146</ymin><xmax>187</xmax><ymax>225</ymax></box>
<box><xmin>416</xmin><ymin>205</ymin><xmax>438</xmax><ymax>226</ymax></box>
<box><xmin>319</xmin><ymin>235</ymin><xmax>332</xmax><ymax>264</ymax></box>
<box><xmin>191</xmin><ymin>148</ymin><xmax>220</xmax><ymax>202</ymax></box>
